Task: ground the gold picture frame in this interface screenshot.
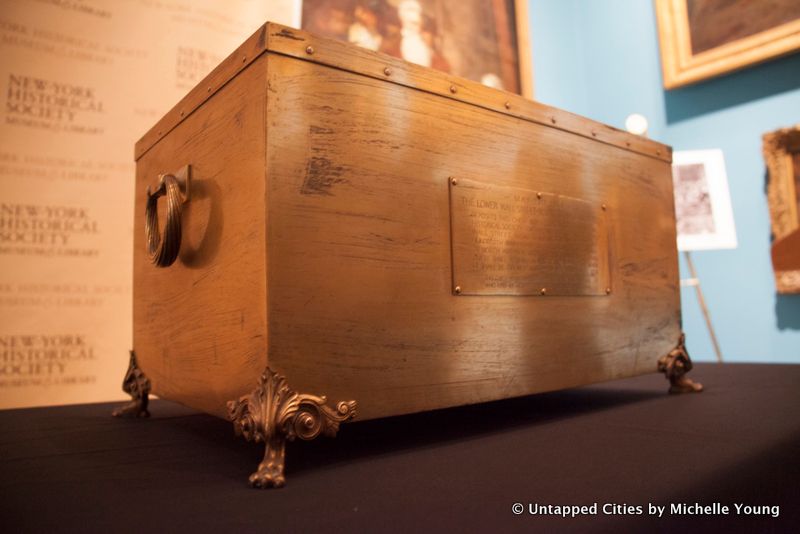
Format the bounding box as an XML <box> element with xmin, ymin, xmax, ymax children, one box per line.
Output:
<box><xmin>763</xmin><ymin>125</ymin><xmax>800</xmax><ymax>294</ymax></box>
<box><xmin>299</xmin><ymin>0</ymin><xmax>533</xmax><ymax>99</ymax></box>
<box><xmin>515</xmin><ymin>0</ymin><xmax>534</xmax><ymax>99</ymax></box>
<box><xmin>655</xmin><ymin>0</ymin><xmax>800</xmax><ymax>89</ymax></box>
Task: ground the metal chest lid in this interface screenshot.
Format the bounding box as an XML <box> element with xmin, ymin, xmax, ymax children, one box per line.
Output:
<box><xmin>135</xmin><ymin>22</ymin><xmax>672</xmax><ymax>163</ymax></box>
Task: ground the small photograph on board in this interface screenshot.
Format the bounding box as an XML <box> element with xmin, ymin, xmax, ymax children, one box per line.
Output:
<box><xmin>672</xmin><ymin>149</ymin><xmax>738</xmax><ymax>251</ymax></box>
<box><xmin>299</xmin><ymin>0</ymin><xmax>530</xmax><ymax>96</ymax></box>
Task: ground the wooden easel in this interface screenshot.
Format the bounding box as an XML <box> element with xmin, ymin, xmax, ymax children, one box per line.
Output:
<box><xmin>680</xmin><ymin>251</ymin><xmax>723</xmax><ymax>363</ymax></box>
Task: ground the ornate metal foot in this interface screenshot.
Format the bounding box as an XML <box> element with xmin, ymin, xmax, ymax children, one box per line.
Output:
<box><xmin>658</xmin><ymin>333</ymin><xmax>704</xmax><ymax>394</ymax></box>
<box><xmin>227</xmin><ymin>367</ymin><xmax>357</xmax><ymax>489</ymax></box>
<box><xmin>112</xmin><ymin>351</ymin><xmax>152</xmax><ymax>418</ymax></box>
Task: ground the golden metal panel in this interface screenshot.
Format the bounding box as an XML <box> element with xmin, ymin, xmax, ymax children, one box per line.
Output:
<box><xmin>449</xmin><ymin>178</ymin><xmax>610</xmax><ymax>296</ymax></box>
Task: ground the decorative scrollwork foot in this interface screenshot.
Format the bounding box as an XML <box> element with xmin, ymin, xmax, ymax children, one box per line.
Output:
<box><xmin>227</xmin><ymin>367</ymin><xmax>357</xmax><ymax>489</ymax></box>
<box><xmin>112</xmin><ymin>351</ymin><xmax>151</xmax><ymax>418</ymax></box>
<box><xmin>658</xmin><ymin>333</ymin><xmax>703</xmax><ymax>394</ymax></box>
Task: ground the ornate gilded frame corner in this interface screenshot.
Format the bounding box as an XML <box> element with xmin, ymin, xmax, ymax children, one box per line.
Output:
<box><xmin>112</xmin><ymin>350</ymin><xmax>152</xmax><ymax>418</ymax></box>
<box><xmin>658</xmin><ymin>333</ymin><xmax>703</xmax><ymax>394</ymax></box>
<box><xmin>227</xmin><ymin>367</ymin><xmax>357</xmax><ymax>489</ymax></box>
<box><xmin>764</xmin><ymin>125</ymin><xmax>800</xmax><ymax>294</ymax></box>
<box><xmin>655</xmin><ymin>0</ymin><xmax>800</xmax><ymax>89</ymax></box>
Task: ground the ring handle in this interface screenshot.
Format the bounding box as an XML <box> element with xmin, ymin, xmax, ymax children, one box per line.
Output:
<box><xmin>145</xmin><ymin>165</ymin><xmax>191</xmax><ymax>267</ymax></box>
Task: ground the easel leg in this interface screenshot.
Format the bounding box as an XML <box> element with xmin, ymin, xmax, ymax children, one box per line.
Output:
<box><xmin>684</xmin><ymin>251</ymin><xmax>723</xmax><ymax>363</ymax></box>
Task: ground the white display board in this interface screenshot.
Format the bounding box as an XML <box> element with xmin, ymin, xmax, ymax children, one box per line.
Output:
<box><xmin>672</xmin><ymin>149</ymin><xmax>738</xmax><ymax>251</ymax></box>
<box><xmin>0</xmin><ymin>0</ymin><xmax>298</xmax><ymax>409</ymax></box>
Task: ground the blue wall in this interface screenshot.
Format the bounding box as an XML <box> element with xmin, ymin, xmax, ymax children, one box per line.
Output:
<box><xmin>528</xmin><ymin>0</ymin><xmax>800</xmax><ymax>362</ymax></box>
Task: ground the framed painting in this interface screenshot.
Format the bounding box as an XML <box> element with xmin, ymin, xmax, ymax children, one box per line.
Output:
<box><xmin>655</xmin><ymin>0</ymin><xmax>800</xmax><ymax>89</ymax></box>
<box><xmin>672</xmin><ymin>149</ymin><xmax>737</xmax><ymax>251</ymax></box>
<box><xmin>763</xmin><ymin>125</ymin><xmax>800</xmax><ymax>294</ymax></box>
<box><xmin>297</xmin><ymin>0</ymin><xmax>533</xmax><ymax>98</ymax></box>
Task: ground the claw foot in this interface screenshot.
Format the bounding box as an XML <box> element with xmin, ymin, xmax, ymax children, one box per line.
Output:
<box><xmin>249</xmin><ymin>461</ymin><xmax>286</xmax><ymax>489</ymax></box>
<box><xmin>228</xmin><ymin>367</ymin><xmax>357</xmax><ymax>488</ymax></box>
<box><xmin>112</xmin><ymin>351</ymin><xmax>151</xmax><ymax>418</ymax></box>
<box><xmin>668</xmin><ymin>376</ymin><xmax>704</xmax><ymax>394</ymax></box>
<box><xmin>658</xmin><ymin>333</ymin><xmax>703</xmax><ymax>394</ymax></box>
<box><xmin>112</xmin><ymin>401</ymin><xmax>150</xmax><ymax>418</ymax></box>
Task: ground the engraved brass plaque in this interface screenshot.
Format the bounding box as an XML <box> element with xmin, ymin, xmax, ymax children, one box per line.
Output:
<box><xmin>449</xmin><ymin>178</ymin><xmax>610</xmax><ymax>296</ymax></box>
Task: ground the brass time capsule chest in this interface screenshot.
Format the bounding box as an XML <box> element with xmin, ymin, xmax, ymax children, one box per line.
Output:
<box><xmin>118</xmin><ymin>22</ymin><xmax>701</xmax><ymax>488</ymax></box>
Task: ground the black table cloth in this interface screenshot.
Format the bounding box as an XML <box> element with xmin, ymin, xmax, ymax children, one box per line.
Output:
<box><xmin>1</xmin><ymin>363</ymin><xmax>798</xmax><ymax>532</ymax></box>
